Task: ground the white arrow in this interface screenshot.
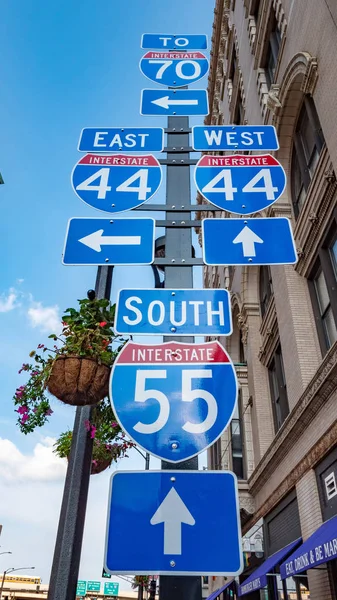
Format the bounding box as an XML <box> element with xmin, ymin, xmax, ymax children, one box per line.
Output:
<box><xmin>78</xmin><ymin>229</ymin><xmax>141</xmax><ymax>252</ymax></box>
<box><xmin>150</xmin><ymin>487</ymin><xmax>195</xmax><ymax>555</ymax></box>
<box><xmin>151</xmin><ymin>96</ymin><xmax>198</xmax><ymax>110</ymax></box>
<box><xmin>233</xmin><ymin>225</ymin><xmax>264</xmax><ymax>257</ymax></box>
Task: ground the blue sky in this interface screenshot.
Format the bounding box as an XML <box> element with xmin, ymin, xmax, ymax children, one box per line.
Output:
<box><xmin>0</xmin><ymin>0</ymin><xmax>213</xmax><ymax>588</ymax></box>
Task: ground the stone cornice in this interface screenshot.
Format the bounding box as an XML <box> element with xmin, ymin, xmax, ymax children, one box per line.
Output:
<box><xmin>248</xmin><ymin>341</ymin><xmax>337</xmax><ymax>495</ymax></box>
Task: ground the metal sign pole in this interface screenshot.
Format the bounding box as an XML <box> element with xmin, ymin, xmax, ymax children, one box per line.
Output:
<box><xmin>159</xmin><ymin>115</ymin><xmax>201</xmax><ymax>600</ymax></box>
<box><xmin>48</xmin><ymin>266</ymin><xmax>113</xmax><ymax>600</ymax></box>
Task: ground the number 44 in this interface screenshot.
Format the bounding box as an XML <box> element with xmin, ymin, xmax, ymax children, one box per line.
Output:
<box><xmin>202</xmin><ymin>168</ymin><xmax>278</xmax><ymax>201</ymax></box>
<box><xmin>76</xmin><ymin>168</ymin><xmax>151</xmax><ymax>200</ymax></box>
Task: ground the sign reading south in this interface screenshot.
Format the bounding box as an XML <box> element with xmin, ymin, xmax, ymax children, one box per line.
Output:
<box><xmin>202</xmin><ymin>218</ymin><xmax>297</xmax><ymax>266</ymax></box>
<box><xmin>105</xmin><ymin>471</ymin><xmax>242</xmax><ymax>575</ymax></box>
<box><xmin>71</xmin><ymin>154</ymin><xmax>162</xmax><ymax>213</ymax></box>
<box><xmin>141</xmin><ymin>89</ymin><xmax>209</xmax><ymax>117</ymax></box>
<box><xmin>110</xmin><ymin>341</ymin><xmax>238</xmax><ymax>463</ymax></box>
<box><xmin>140</xmin><ymin>52</ymin><xmax>209</xmax><ymax>88</ymax></box>
<box><xmin>192</xmin><ymin>125</ymin><xmax>279</xmax><ymax>151</ymax></box>
<box><xmin>63</xmin><ymin>218</ymin><xmax>155</xmax><ymax>266</ymax></box>
<box><xmin>78</xmin><ymin>128</ymin><xmax>164</xmax><ymax>153</ymax></box>
<box><xmin>115</xmin><ymin>289</ymin><xmax>232</xmax><ymax>336</ymax></box>
<box><xmin>141</xmin><ymin>34</ymin><xmax>208</xmax><ymax>50</ymax></box>
<box><xmin>195</xmin><ymin>154</ymin><xmax>286</xmax><ymax>215</ymax></box>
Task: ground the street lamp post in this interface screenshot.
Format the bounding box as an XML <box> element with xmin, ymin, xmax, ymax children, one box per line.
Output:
<box><xmin>0</xmin><ymin>567</ymin><xmax>35</xmax><ymax>600</ymax></box>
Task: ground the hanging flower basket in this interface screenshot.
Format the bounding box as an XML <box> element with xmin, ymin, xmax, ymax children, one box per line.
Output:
<box><xmin>47</xmin><ymin>356</ymin><xmax>110</xmax><ymax>406</ymax></box>
<box><xmin>91</xmin><ymin>456</ymin><xmax>113</xmax><ymax>475</ymax></box>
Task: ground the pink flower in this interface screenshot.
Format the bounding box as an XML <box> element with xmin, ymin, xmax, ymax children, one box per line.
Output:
<box><xmin>90</xmin><ymin>426</ymin><xmax>97</xmax><ymax>439</ymax></box>
<box><xmin>111</xmin><ymin>422</ymin><xmax>118</xmax><ymax>428</ymax></box>
<box><xmin>45</xmin><ymin>408</ymin><xmax>53</xmax><ymax>416</ymax></box>
<box><xmin>92</xmin><ymin>459</ymin><xmax>98</xmax><ymax>467</ymax></box>
<box><xmin>37</xmin><ymin>344</ymin><xmax>44</xmax><ymax>349</ymax></box>
<box><xmin>16</xmin><ymin>391</ymin><xmax>24</xmax><ymax>398</ymax></box>
<box><xmin>32</xmin><ymin>371</ymin><xmax>39</xmax><ymax>376</ymax></box>
<box><xmin>99</xmin><ymin>321</ymin><xmax>107</xmax><ymax>327</ymax></box>
<box><xmin>84</xmin><ymin>419</ymin><xmax>91</xmax><ymax>432</ymax></box>
<box><xmin>17</xmin><ymin>405</ymin><xmax>28</xmax><ymax>415</ymax></box>
<box><xmin>21</xmin><ymin>413</ymin><xmax>29</xmax><ymax>424</ymax></box>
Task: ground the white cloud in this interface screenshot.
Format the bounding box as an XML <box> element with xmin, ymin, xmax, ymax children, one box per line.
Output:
<box><xmin>27</xmin><ymin>302</ymin><xmax>61</xmax><ymax>333</ymax></box>
<box><xmin>0</xmin><ymin>288</ymin><xmax>19</xmax><ymax>313</ymax></box>
<box><xmin>16</xmin><ymin>278</ymin><xmax>25</xmax><ymax>284</ymax></box>
<box><xmin>0</xmin><ymin>436</ymin><xmax>66</xmax><ymax>483</ymax></box>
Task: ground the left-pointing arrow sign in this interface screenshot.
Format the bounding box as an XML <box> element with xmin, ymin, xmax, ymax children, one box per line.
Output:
<box><xmin>141</xmin><ymin>89</ymin><xmax>209</xmax><ymax>116</ymax></box>
<box><xmin>63</xmin><ymin>217</ymin><xmax>155</xmax><ymax>266</ymax></box>
<box><xmin>151</xmin><ymin>96</ymin><xmax>198</xmax><ymax>109</ymax></box>
<box><xmin>150</xmin><ymin>487</ymin><xmax>195</xmax><ymax>555</ymax></box>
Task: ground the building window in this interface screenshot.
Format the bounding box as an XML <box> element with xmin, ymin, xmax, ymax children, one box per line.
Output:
<box><xmin>233</xmin><ymin>89</ymin><xmax>244</xmax><ymax>125</ymax></box>
<box><xmin>268</xmin><ymin>345</ymin><xmax>289</xmax><ymax>431</ymax></box>
<box><xmin>259</xmin><ymin>265</ymin><xmax>273</xmax><ymax>317</ymax></box>
<box><xmin>291</xmin><ymin>96</ymin><xmax>325</xmax><ymax>216</ymax></box>
<box><xmin>261</xmin><ymin>7</ymin><xmax>281</xmax><ymax>88</ymax></box>
<box><xmin>231</xmin><ymin>391</ymin><xmax>245</xmax><ymax>479</ymax></box>
<box><xmin>250</xmin><ymin>0</ymin><xmax>260</xmax><ymax>19</ymax></box>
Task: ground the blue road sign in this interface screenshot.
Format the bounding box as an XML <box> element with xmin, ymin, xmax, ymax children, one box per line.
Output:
<box><xmin>110</xmin><ymin>340</ymin><xmax>238</xmax><ymax>463</ymax></box>
<box><xmin>71</xmin><ymin>154</ymin><xmax>162</xmax><ymax>214</ymax></box>
<box><xmin>141</xmin><ymin>89</ymin><xmax>209</xmax><ymax>117</ymax></box>
<box><xmin>115</xmin><ymin>289</ymin><xmax>232</xmax><ymax>336</ymax></box>
<box><xmin>141</xmin><ymin>33</ymin><xmax>208</xmax><ymax>50</ymax></box>
<box><xmin>103</xmin><ymin>582</ymin><xmax>119</xmax><ymax>596</ymax></box>
<box><xmin>63</xmin><ymin>218</ymin><xmax>155</xmax><ymax>266</ymax></box>
<box><xmin>202</xmin><ymin>218</ymin><xmax>297</xmax><ymax>266</ymax></box>
<box><xmin>195</xmin><ymin>154</ymin><xmax>286</xmax><ymax>215</ymax></box>
<box><xmin>105</xmin><ymin>470</ymin><xmax>242</xmax><ymax>575</ymax></box>
<box><xmin>78</xmin><ymin>128</ymin><xmax>164</xmax><ymax>153</ymax></box>
<box><xmin>192</xmin><ymin>125</ymin><xmax>279</xmax><ymax>151</ymax></box>
<box><xmin>140</xmin><ymin>51</ymin><xmax>209</xmax><ymax>88</ymax></box>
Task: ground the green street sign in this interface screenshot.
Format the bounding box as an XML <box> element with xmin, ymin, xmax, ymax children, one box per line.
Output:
<box><xmin>76</xmin><ymin>581</ymin><xmax>87</xmax><ymax>597</ymax></box>
<box><xmin>87</xmin><ymin>581</ymin><xmax>101</xmax><ymax>592</ymax></box>
<box><xmin>104</xmin><ymin>582</ymin><xmax>119</xmax><ymax>596</ymax></box>
<box><xmin>102</xmin><ymin>568</ymin><xmax>111</xmax><ymax>579</ymax></box>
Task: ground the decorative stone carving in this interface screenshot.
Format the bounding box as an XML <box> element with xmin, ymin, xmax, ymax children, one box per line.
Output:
<box><xmin>237</xmin><ymin>313</ymin><xmax>249</xmax><ymax>345</ymax></box>
<box><xmin>301</xmin><ymin>55</ymin><xmax>318</xmax><ymax>95</ymax></box>
<box><xmin>266</xmin><ymin>84</ymin><xmax>282</xmax><ymax>114</ymax></box>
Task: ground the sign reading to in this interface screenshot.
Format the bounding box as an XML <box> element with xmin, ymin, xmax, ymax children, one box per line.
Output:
<box><xmin>63</xmin><ymin>218</ymin><xmax>155</xmax><ymax>266</ymax></box>
<box><xmin>141</xmin><ymin>34</ymin><xmax>208</xmax><ymax>50</ymax></box>
<box><xmin>105</xmin><ymin>471</ymin><xmax>242</xmax><ymax>575</ymax></box>
<box><xmin>140</xmin><ymin>52</ymin><xmax>209</xmax><ymax>88</ymax></box>
<box><xmin>202</xmin><ymin>218</ymin><xmax>297</xmax><ymax>266</ymax></box>
<box><xmin>78</xmin><ymin>128</ymin><xmax>164</xmax><ymax>153</ymax></box>
<box><xmin>195</xmin><ymin>154</ymin><xmax>286</xmax><ymax>215</ymax></box>
<box><xmin>141</xmin><ymin>89</ymin><xmax>209</xmax><ymax>117</ymax></box>
<box><xmin>115</xmin><ymin>288</ymin><xmax>232</xmax><ymax>336</ymax></box>
<box><xmin>71</xmin><ymin>154</ymin><xmax>162</xmax><ymax>214</ymax></box>
<box><xmin>110</xmin><ymin>341</ymin><xmax>238</xmax><ymax>463</ymax></box>
<box><xmin>192</xmin><ymin>125</ymin><xmax>279</xmax><ymax>151</ymax></box>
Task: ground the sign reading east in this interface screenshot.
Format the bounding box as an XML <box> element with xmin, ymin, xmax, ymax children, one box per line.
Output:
<box><xmin>192</xmin><ymin>125</ymin><xmax>279</xmax><ymax>151</ymax></box>
<box><xmin>141</xmin><ymin>89</ymin><xmax>209</xmax><ymax>116</ymax></box>
<box><xmin>140</xmin><ymin>52</ymin><xmax>209</xmax><ymax>88</ymax></box>
<box><xmin>63</xmin><ymin>218</ymin><xmax>155</xmax><ymax>266</ymax></box>
<box><xmin>141</xmin><ymin>33</ymin><xmax>208</xmax><ymax>50</ymax></box>
<box><xmin>78</xmin><ymin>128</ymin><xmax>164</xmax><ymax>153</ymax></box>
<box><xmin>115</xmin><ymin>289</ymin><xmax>232</xmax><ymax>336</ymax></box>
<box><xmin>195</xmin><ymin>154</ymin><xmax>286</xmax><ymax>215</ymax></box>
<box><xmin>202</xmin><ymin>218</ymin><xmax>298</xmax><ymax>266</ymax></box>
<box><xmin>105</xmin><ymin>470</ymin><xmax>242</xmax><ymax>575</ymax></box>
<box><xmin>71</xmin><ymin>154</ymin><xmax>162</xmax><ymax>214</ymax></box>
<box><xmin>110</xmin><ymin>341</ymin><xmax>238</xmax><ymax>463</ymax></box>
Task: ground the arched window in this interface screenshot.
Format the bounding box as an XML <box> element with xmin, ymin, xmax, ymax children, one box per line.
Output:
<box><xmin>291</xmin><ymin>96</ymin><xmax>325</xmax><ymax>216</ymax></box>
<box><xmin>259</xmin><ymin>265</ymin><xmax>273</xmax><ymax>318</ymax></box>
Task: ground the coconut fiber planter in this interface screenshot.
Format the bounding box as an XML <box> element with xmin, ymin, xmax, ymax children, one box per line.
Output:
<box><xmin>47</xmin><ymin>356</ymin><xmax>110</xmax><ymax>406</ymax></box>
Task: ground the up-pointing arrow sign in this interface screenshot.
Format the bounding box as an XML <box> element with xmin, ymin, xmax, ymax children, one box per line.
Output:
<box><xmin>233</xmin><ymin>225</ymin><xmax>263</xmax><ymax>257</ymax></box>
<box><xmin>150</xmin><ymin>487</ymin><xmax>195</xmax><ymax>555</ymax></box>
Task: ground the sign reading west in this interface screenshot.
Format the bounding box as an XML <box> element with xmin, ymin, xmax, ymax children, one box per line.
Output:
<box><xmin>78</xmin><ymin>127</ymin><xmax>164</xmax><ymax>153</ymax></box>
<box><xmin>141</xmin><ymin>33</ymin><xmax>208</xmax><ymax>50</ymax></box>
<box><xmin>192</xmin><ymin>125</ymin><xmax>279</xmax><ymax>151</ymax></box>
<box><xmin>115</xmin><ymin>288</ymin><xmax>232</xmax><ymax>336</ymax></box>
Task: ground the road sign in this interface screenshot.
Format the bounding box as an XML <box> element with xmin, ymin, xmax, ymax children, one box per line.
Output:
<box><xmin>71</xmin><ymin>154</ymin><xmax>162</xmax><ymax>214</ymax></box>
<box><xmin>195</xmin><ymin>154</ymin><xmax>286</xmax><ymax>215</ymax></box>
<box><xmin>78</xmin><ymin>128</ymin><xmax>164</xmax><ymax>153</ymax></box>
<box><xmin>76</xmin><ymin>581</ymin><xmax>86</xmax><ymax>597</ymax></box>
<box><xmin>103</xmin><ymin>582</ymin><xmax>119</xmax><ymax>596</ymax></box>
<box><xmin>115</xmin><ymin>288</ymin><xmax>232</xmax><ymax>336</ymax></box>
<box><xmin>110</xmin><ymin>340</ymin><xmax>237</xmax><ymax>463</ymax></box>
<box><xmin>141</xmin><ymin>33</ymin><xmax>208</xmax><ymax>50</ymax></box>
<box><xmin>202</xmin><ymin>218</ymin><xmax>297</xmax><ymax>266</ymax></box>
<box><xmin>105</xmin><ymin>471</ymin><xmax>242</xmax><ymax>575</ymax></box>
<box><xmin>87</xmin><ymin>582</ymin><xmax>101</xmax><ymax>592</ymax></box>
<box><xmin>192</xmin><ymin>125</ymin><xmax>279</xmax><ymax>151</ymax></box>
<box><xmin>140</xmin><ymin>52</ymin><xmax>209</xmax><ymax>88</ymax></box>
<box><xmin>102</xmin><ymin>568</ymin><xmax>111</xmax><ymax>579</ymax></box>
<box><xmin>141</xmin><ymin>89</ymin><xmax>209</xmax><ymax>117</ymax></box>
<box><xmin>63</xmin><ymin>218</ymin><xmax>155</xmax><ymax>266</ymax></box>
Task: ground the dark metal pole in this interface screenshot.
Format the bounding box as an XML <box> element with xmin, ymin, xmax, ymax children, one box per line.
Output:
<box><xmin>159</xmin><ymin>116</ymin><xmax>201</xmax><ymax>600</ymax></box>
<box><xmin>48</xmin><ymin>266</ymin><xmax>113</xmax><ymax>600</ymax></box>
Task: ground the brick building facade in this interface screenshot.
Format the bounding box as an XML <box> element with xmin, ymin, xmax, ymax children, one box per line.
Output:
<box><xmin>203</xmin><ymin>1</ymin><xmax>337</xmax><ymax>599</ymax></box>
